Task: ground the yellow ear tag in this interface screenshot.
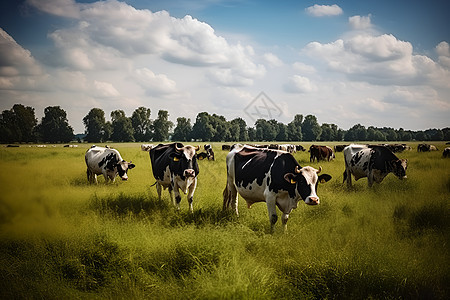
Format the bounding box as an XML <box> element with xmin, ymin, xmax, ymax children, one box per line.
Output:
<box><xmin>198</xmin><ymin>156</ymin><xmax>203</xmax><ymax>160</ymax></box>
<box><xmin>290</xmin><ymin>179</ymin><xmax>296</xmax><ymax>184</ymax></box>
<box><xmin>173</xmin><ymin>157</ymin><xmax>180</xmax><ymax>162</ymax></box>
<box><xmin>320</xmin><ymin>179</ymin><xmax>325</xmax><ymax>183</ymax></box>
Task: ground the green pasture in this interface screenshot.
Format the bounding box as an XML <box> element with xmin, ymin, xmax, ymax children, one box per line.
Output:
<box><xmin>0</xmin><ymin>142</ymin><xmax>449</xmax><ymax>299</ymax></box>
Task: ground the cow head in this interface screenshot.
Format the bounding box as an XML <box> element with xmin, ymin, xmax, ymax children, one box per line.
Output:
<box><xmin>116</xmin><ymin>160</ymin><xmax>135</xmax><ymax>181</ymax></box>
<box><xmin>391</xmin><ymin>159</ymin><xmax>407</xmax><ymax>180</ymax></box>
<box><xmin>170</xmin><ymin>144</ymin><xmax>200</xmax><ymax>180</ymax></box>
<box><xmin>284</xmin><ymin>166</ymin><xmax>332</xmax><ymax>205</ymax></box>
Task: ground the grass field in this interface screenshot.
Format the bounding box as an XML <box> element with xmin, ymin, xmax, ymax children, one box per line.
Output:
<box><xmin>0</xmin><ymin>142</ymin><xmax>449</xmax><ymax>299</ymax></box>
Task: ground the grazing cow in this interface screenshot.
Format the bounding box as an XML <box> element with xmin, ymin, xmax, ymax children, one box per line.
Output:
<box><xmin>85</xmin><ymin>145</ymin><xmax>135</xmax><ymax>184</ymax></box>
<box><xmin>197</xmin><ymin>152</ymin><xmax>208</xmax><ymax>160</ymax></box>
<box><xmin>343</xmin><ymin>144</ymin><xmax>407</xmax><ymax>187</ymax></box>
<box><xmin>309</xmin><ymin>145</ymin><xmax>335</xmax><ymax>162</ymax></box>
<box><xmin>418</xmin><ymin>143</ymin><xmax>438</xmax><ymax>152</ymax></box>
<box><xmin>207</xmin><ymin>148</ymin><xmax>215</xmax><ymax>160</ymax></box>
<box><xmin>141</xmin><ymin>144</ymin><xmax>155</xmax><ymax>152</ymax></box>
<box><xmin>295</xmin><ymin>145</ymin><xmax>306</xmax><ymax>152</ymax></box>
<box><xmin>334</xmin><ymin>145</ymin><xmax>348</xmax><ymax>152</ymax></box>
<box><xmin>223</xmin><ymin>145</ymin><xmax>332</xmax><ymax>231</ymax></box>
<box><xmin>222</xmin><ymin>144</ymin><xmax>231</xmax><ymax>151</ymax></box>
<box><xmin>149</xmin><ymin>143</ymin><xmax>200</xmax><ymax>212</ymax></box>
<box><xmin>443</xmin><ymin>147</ymin><xmax>450</xmax><ymax>158</ymax></box>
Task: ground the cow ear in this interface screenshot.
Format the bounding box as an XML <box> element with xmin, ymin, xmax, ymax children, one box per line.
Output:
<box><xmin>129</xmin><ymin>163</ymin><xmax>135</xmax><ymax>169</ymax></box>
<box><xmin>197</xmin><ymin>154</ymin><xmax>204</xmax><ymax>160</ymax></box>
<box><xmin>284</xmin><ymin>173</ymin><xmax>296</xmax><ymax>184</ymax></box>
<box><xmin>318</xmin><ymin>174</ymin><xmax>332</xmax><ymax>183</ymax></box>
<box><xmin>169</xmin><ymin>152</ymin><xmax>181</xmax><ymax>162</ymax></box>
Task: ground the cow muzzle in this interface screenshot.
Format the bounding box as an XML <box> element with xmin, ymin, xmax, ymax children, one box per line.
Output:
<box><xmin>184</xmin><ymin>169</ymin><xmax>196</xmax><ymax>178</ymax></box>
<box><xmin>305</xmin><ymin>196</ymin><xmax>319</xmax><ymax>205</ymax></box>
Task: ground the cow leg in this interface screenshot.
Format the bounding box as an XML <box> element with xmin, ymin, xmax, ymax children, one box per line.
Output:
<box><xmin>281</xmin><ymin>213</ymin><xmax>289</xmax><ymax>232</ymax></box>
<box><xmin>368</xmin><ymin>171</ymin><xmax>374</xmax><ymax>187</ymax></box>
<box><xmin>187</xmin><ymin>178</ymin><xmax>197</xmax><ymax>213</ymax></box>
<box><xmin>172</xmin><ymin>183</ymin><xmax>181</xmax><ymax>211</ymax></box>
<box><xmin>265</xmin><ymin>195</ymin><xmax>278</xmax><ymax>233</ymax></box>
<box><xmin>156</xmin><ymin>182</ymin><xmax>162</xmax><ymax>201</ymax></box>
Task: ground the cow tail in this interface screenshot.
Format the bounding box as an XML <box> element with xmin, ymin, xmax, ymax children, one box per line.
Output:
<box><xmin>150</xmin><ymin>182</ymin><xmax>157</xmax><ymax>187</ymax></box>
<box><xmin>343</xmin><ymin>170</ymin><xmax>347</xmax><ymax>183</ymax></box>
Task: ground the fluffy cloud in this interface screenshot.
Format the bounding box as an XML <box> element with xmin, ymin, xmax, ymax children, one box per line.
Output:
<box><xmin>436</xmin><ymin>41</ymin><xmax>450</xmax><ymax>68</ymax></box>
<box><xmin>263</xmin><ymin>53</ymin><xmax>283</xmax><ymax>67</ymax></box>
<box><xmin>26</xmin><ymin>0</ymin><xmax>80</xmax><ymax>18</ymax></box>
<box><xmin>284</xmin><ymin>75</ymin><xmax>317</xmax><ymax>93</ymax></box>
<box><xmin>133</xmin><ymin>68</ymin><xmax>178</xmax><ymax>96</ymax></box>
<box><xmin>306</xmin><ymin>4</ymin><xmax>343</xmax><ymax>17</ymax></box>
<box><xmin>34</xmin><ymin>0</ymin><xmax>265</xmax><ymax>86</ymax></box>
<box><xmin>349</xmin><ymin>15</ymin><xmax>372</xmax><ymax>30</ymax></box>
<box><xmin>304</xmin><ymin>34</ymin><xmax>450</xmax><ymax>87</ymax></box>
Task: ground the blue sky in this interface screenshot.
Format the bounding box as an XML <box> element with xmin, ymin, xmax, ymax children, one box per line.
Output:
<box><xmin>1</xmin><ymin>0</ymin><xmax>449</xmax><ymax>133</ymax></box>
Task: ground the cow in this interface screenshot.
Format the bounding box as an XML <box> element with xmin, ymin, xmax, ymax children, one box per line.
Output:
<box><xmin>418</xmin><ymin>143</ymin><xmax>438</xmax><ymax>152</ymax></box>
<box><xmin>85</xmin><ymin>145</ymin><xmax>135</xmax><ymax>184</ymax></box>
<box><xmin>222</xmin><ymin>144</ymin><xmax>231</xmax><ymax>151</ymax></box>
<box><xmin>443</xmin><ymin>147</ymin><xmax>450</xmax><ymax>158</ymax></box>
<box><xmin>149</xmin><ymin>143</ymin><xmax>200</xmax><ymax>212</ymax></box>
<box><xmin>141</xmin><ymin>144</ymin><xmax>155</xmax><ymax>152</ymax></box>
<box><xmin>343</xmin><ymin>144</ymin><xmax>407</xmax><ymax>187</ymax></box>
<box><xmin>334</xmin><ymin>145</ymin><xmax>348</xmax><ymax>152</ymax></box>
<box><xmin>295</xmin><ymin>145</ymin><xmax>306</xmax><ymax>152</ymax></box>
<box><xmin>309</xmin><ymin>145</ymin><xmax>335</xmax><ymax>162</ymax></box>
<box><xmin>197</xmin><ymin>152</ymin><xmax>208</xmax><ymax>160</ymax></box>
<box><xmin>207</xmin><ymin>148</ymin><xmax>215</xmax><ymax>160</ymax></box>
<box><xmin>223</xmin><ymin>145</ymin><xmax>332</xmax><ymax>232</ymax></box>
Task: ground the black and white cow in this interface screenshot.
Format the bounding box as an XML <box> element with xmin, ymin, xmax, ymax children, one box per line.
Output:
<box><xmin>85</xmin><ymin>145</ymin><xmax>135</xmax><ymax>184</ymax></box>
<box><xmin>149</xmin><ymin>143</ymin><xmax>200</xmax><ymax>212</ymax></box>
<box><xmin>223</xmin><ymin>145</ymin><xmax>332</xmax><ymax>231</ymax></box>
<box><xmin>343</xmin><ymin>144</ymin><xmax>407</xmax><ymax>187</ymax></box>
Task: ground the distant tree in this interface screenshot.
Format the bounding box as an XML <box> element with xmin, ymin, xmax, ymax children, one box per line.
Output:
<box><xmin>231</xmin><ymin>118</ymin><xmax>248</xmax><ymax>141</ymax></box>
<box><xmin>425</xmin><ymin>128</ymin><xmax>444</xmax><ymax>141</ymax></box>
<box><xmin>131</xmin><ymin>107</ymin><xmax>152</xmax><ymax>142</ymax></box>
<box><xmin>104</xmin><ymin>121</ymin><xmax>112</xmax><ymax>141</ymax></box>
<box><xmin>0</xmin><ymin>104</ymin><xmax>37</xmax><ymax>143</ymax></box>
<box><xmin>153</xmin><ymin>110</ymin><xmax>173</xmax><ymax>141</ymax></box>
<box><xmin>367</xmin><ymin>127</ymin><xmax>386</xmax><ymax>141</ymax></box>
<box><xmin>83</xmin><ymin>108</ymin><xmax>107</xmax><ymax>143</ymax></box>
<box><xmin>247</xmin><ymin>127</ymin><xmax>256</xmax><ymax>141</ymax></box>
<box><xmin>228</xmin><ymin>121</ymin><xmax>240</xmax><ymax>142</ymax></box>
<box><xmin>172</xmin><ymin>117</ymin><xmax>192</xmax><ymax>141</ymax></box>
<box><xmin>302</xmin><ymin>115</ymin><xmax>321</xmax><ymax>141</ymax></box>
<box><xmin>287</xmin><ymin>114</ymin><xmax>303</xmax><ymax>141</ymax></box>
<box><xmin>320</xmin><ymin>123</ymin><xmax>339</xmax><ymax>141</ymax></box>
<box><xmin>384</xmin><ymin>128</ymin><xmax>398</xmax><ymax>141</ymax></box>
<box><xmin>37</xmin><ymin>106</ymin><xmax>74</xmax><ymax>143</ymax></box>
<box><xmin>111</xmin><ymin>110</ymin><xmax>134</xmax><ymax>142</ymax></box>
<box><xmin>255</xmin><ymin>119</ymin><xmax>276</xmax><ymax>141</ymax></box>
<box><xmin>344</xmin><ymin>124</ymin><xmax>367</xmax><ymax>141</ymax></box>
<box><xmin>191</xmin><ymin>112</ymin><xmax>215</xmax><ymax>141</ymax></box>
<box><xmin>442</xmin><ymin>127</ymin><xmax>450</xmax><ymax>141</ymax></box>
<box><xmin>275</xmin><ymin>122</ymin><xmax>288</xmax><ymax>141</ymax></box>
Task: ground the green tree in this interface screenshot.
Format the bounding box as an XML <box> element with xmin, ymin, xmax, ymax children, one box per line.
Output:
<box><xmin>172</xmin><ymin>117</ymin><xmax>192</xmax><ymax>141</ymax></box>
<box><xmin>83</xmin><ymin>108</ymin><xmax>107</xmax><ymax>143</ymax></box>
<box><xmin>255</xmin><ymin>119</ymin><xmax>276</xmax><ymax>141</ymax></box>
<box><xmin>153</xmin><ymin>110</ymin><xmax>173</xmax><ymax>141</ymax></box>
<box><xmin>131</xmin><ymin>107</ymin><xmax>152</xmax><ymax>142</ymax></box>
<box><xmin>367</xmin><ymin>127</ymin><xmax>386</xmax><ymax>141</ymax></box>
<box><xmin>302</xmin><ymin>115</ymin><xmax>321</xmax><ymax>141</ymax></box>
<box><xmin>0</xmin><ymin>104</ymin><xmax>37</xmax><ymax>143</ymax></box>
<box><xmin>230</xmin><ymin>118</ymin><xmax>248</xmax><ymax>141</ymax></box>
<box><xmin>111</xmin><ymin>110</ymin><xmax>134</xmax><ymax>142</ymax></box>
<box><xmin>287</xmin><ymin>114</ymin><xmax>303</xmax><ymax>141</ymax></box>
<box><xmin>38</xmin><ymin>106</ymin><xmax>74</xmax><ymax>143</ymax></box>
<box><xmin>191</xmin><ymin>112</ymin><xmax>215</xmax><ymax>141</ymax></box>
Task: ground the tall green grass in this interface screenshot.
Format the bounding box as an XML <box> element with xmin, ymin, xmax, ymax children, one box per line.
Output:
<box><xmin>0</xmin><ymin>142</ymin><xmax>449</xmax><ymax>299</ymax></box>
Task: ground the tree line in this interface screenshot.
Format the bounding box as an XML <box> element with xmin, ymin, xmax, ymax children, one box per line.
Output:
<box><xmin>1</xmin><ymin>104</ymin><xmax>449</xmax><ymax>144</ymax></box>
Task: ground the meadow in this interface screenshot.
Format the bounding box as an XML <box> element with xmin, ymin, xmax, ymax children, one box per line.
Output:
<box><xmin>0</xmin><ymin>142</ymin><xmax>449</xmax><ymax>299</ymax></box>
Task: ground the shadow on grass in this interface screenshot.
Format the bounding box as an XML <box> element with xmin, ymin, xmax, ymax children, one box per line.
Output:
<box><xmin>90</xmin><ymin>193</ymin><xmax>238</xmax><ymax>228</ymax></box>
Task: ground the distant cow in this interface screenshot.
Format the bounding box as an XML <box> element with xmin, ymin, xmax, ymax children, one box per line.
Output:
<box><xmin>85</xmin><ymin>145</ymin><xmax>135</xmax><ymax>184</ymax></box>
<box><xmin>197</xmin><ymin>152</ymin><xmax>208</xmax><ymax>160</ymax></box>
<box><xmin>309</xmin><ymin>145</ymin><xmax>335</xmax><ymax>162</ymax></box>
<box><xmin>295</xmin><ymin>145</ymin><xmax>306</xmax><ymax>152</ymax></box>
<box><xmin>443</xmin><ymin>147</ymin><xmax>450</xmax><ymax>158</ymax></box>
<box><xmin>418</xmin><ymin>143</ymin><xmax>438</xmax><ymax>152</ymax></box>
<box><xmin>141</xmin><ymin>144</ymin><xmax>155</xmax><ymax>152</ymax></box>
<box><xmin>149</xmin><ymin>143</ymin><xmax>200</xmax><ymax>212</ymax></box>
<box><xmin>222</xmin><ymin>144</ymin><xmax>231</xmax><ymax>151</ymax></box>
<box><xmin>343</xmin><ymin>144</ymin><xmax>407</xmax><ymax>187</ymax></box>
<box><xmin>223</xmin><ymin>145</ymin><xmax>332</xmax><ymax>231</ymax></box>
<box><xmin>334</xmin><ymin>145</ymin><xmax>348</xmax><ymax>152</ymax></box>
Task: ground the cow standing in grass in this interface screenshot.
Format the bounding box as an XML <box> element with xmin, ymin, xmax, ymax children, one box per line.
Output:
<box><xmin>343</xmin><ymin>144</ymin><xmax>407</xmax><ymax>187</ymax></box>
<box><xmin>85</xmin><ymin>145</ymin><xmax>135</xmax><ymax>184</ymax></box>
<box><xmin>149</xmin><ymin>143</ymin><xmax>200</xmax><ymax>212</ymax></box>
<box><xmin>223</xmin><ymin>145</ymin><xmax>332</xmax><ymax>232</ymax></box>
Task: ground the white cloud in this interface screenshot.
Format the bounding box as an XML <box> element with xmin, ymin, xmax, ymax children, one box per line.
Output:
<box><xmin>303</xmin><ymin>34</ymin><xmax>450</xmax><ymax>87</ymax></box>
<box><xmin>284</xmin><ymin>75</ymin><xmax>317</xmax><ymax>93</ymax></box>
<box><xmin>26</xmin><ymin>0</ymin><xmax>80</xmax><ymax>18</ymax></box>
<box><xmin>349</xmin><ymin>15</ymin><xmax>372</xmax><ymax>30</ymax></box>
<box><xmin>263</xmin><ymin>53</ymin><xmax>283</xmax><ymax>67</ymax></box>
<box><xmin>93</xmin><ymin>80</ymin><xmax>120</xmax><ymax>98</ymax></box>
<box><xmin>293</xmin><ymin>62</ymin><xmax>316</xmax><ymax>74</ymax></box>
<box><xmin>134</xmin><ymin>68</ymin><xmax>178</xmax><ymax>96</ymax></box>
<box><xmin>306</xmin><ymin>4</ymin><xmax>343</xmax><ymax>17</ymax></box>
<box><xmin>436</xmin><ymin>41</ymin><xmax>450</xmax><ymax>68</ymax></box>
